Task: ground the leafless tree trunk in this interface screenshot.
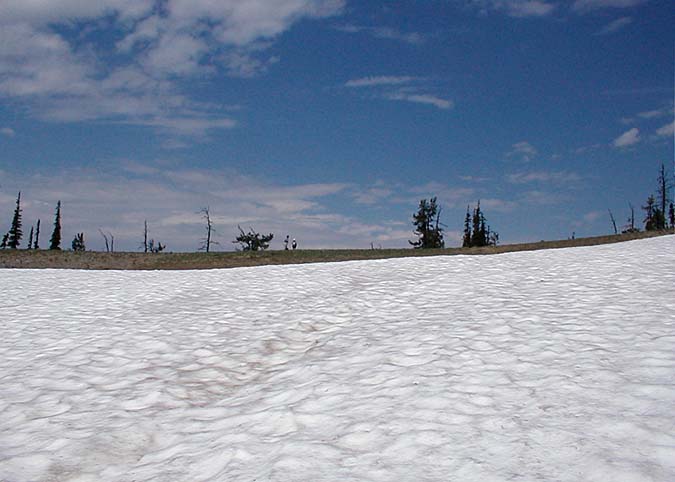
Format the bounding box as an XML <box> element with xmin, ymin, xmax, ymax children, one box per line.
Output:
<box><xmin>143</xmin><ymin>220</ymin><xmax>148</xmax><ymax>253</ymax></box>
<box><xmin>99</xmin><ymin>229</ymin><xmax>114</xmax><ymax>253</ymax></box>
<box><xmin>608</xmin><ymin>209</ymin><xmax>617</xmax><ymax>234</ymax></box>
<box><xmin>199</xmin><ymin>207</ymin><xmax>218</xmax><ymax>252</ymax></box>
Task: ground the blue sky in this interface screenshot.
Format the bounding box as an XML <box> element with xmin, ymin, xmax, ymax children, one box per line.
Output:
<box><xmin>0</xmin><ymin>0</ymin><xmax>673</xmax><ymax>251</ymax></box>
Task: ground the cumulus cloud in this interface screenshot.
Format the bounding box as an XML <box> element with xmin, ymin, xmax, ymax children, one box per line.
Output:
<box><xmin>0</xmin><ymin>0</ymin><xmax>345</xmax><ymax>138</ymax></box>
<box><xmin>613</xmin><ymin>127</ymin><xmax>640</xmax><ymax>147</ymax></box>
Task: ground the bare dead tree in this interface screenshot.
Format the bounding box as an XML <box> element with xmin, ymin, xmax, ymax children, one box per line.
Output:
<box><xmin>657</xmin><ymin>163</ymin><xmax>672</xmax><ymax>227</ymax></box>
<box><xmin>148</xmin><ymin>239</ymin><xmax>165</xmax><ymax>253</ymax></box>
<box><xmin>623</xmin><ymin>203</ymin><xmax>637</xmax><ymax>233</ymax></box>
<box><xmin>143</xmin><ymin>220</ymin><xmax>148</xmax><ymax>253</ymax></box>
<box><xmin>608</xmin><ymin>209</ymin><xmax>618</xmax><ymax>234</ymax></box>
<box><xmin>99</xmin><ymin>229</ymin><xmax>114</xmax><ymax>253</ymax></box>
<box><xmin>199</xmin><ymin>207</ymin><xmax>218</xmax><ymax>253</ymax></box>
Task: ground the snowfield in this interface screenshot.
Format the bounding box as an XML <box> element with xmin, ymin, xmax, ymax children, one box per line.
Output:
<box><xmin>1</xmin><ymin>237</ymin><xmax>674</xmax><ymax>482</ymax></box>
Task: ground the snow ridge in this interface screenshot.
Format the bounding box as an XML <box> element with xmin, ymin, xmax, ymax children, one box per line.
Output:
<box><xmin>1</xmin><ymin>236</ymin><xmax>674</xmax><ymax>481</ymax></box>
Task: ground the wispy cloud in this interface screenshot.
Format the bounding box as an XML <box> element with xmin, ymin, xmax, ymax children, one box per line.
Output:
<box><xmin>507</xmin><ymin>141</ymin><xmax>538</xmax><ymax>162</ymax></box>
<box><xmin>505</xmin><ymin>1</ymin><xmax>557</xmax><ymax>17</ymax></box>
<box><xmin>469</xmin><ymin>0</ymin><xmax>556</xmax><ymax>18</ymax></box>
<box><xmin>0</xmin><ymin>127</ymin><xmax>15</xmax><ymax>137</ymax></box>
<box><xmin>573</xmin><ymin>0</ymin><xmax>647</xmax><ymax>13</ymax></box>
<box><xmin>345</xmin><ymin>76</ymin><xmax>417</xmax><ymax>88</ymax></box>
<box><xmin>638</xmin><ymin>106</ymin><xmax>673</xmax><ymax>119</ymax></box>
<box><xmin>385</xmin><ymin>92</ymin><xmax>454</xmax><ymax>110</ymax></box>
<box><xmin>336</xmin><ymin>25</ymin><xmax>424</xmax><ymax>45</ymax></box>
<box><xmin>613</xmin><ymin>127</ymin><xmax>640</xmax><ymax>147</ymax></box>
<box><xmin>655</xmin><ymin>121</ymin><xmax>674</xmax><ymax>138</ymax></box>
<box><xmin>507</xmin><ymin>171</ymin><xmax>581</xmax><ymax>184</ymax></box>
<box><xmin>595</xmin><ymin>16</ymin><xmax>632</xmax><ymax>35</ymax></box>
<box><xmin>345</xmin><ymin>76</ymin><xmax>453</xmax><ymax>111</ymax></box>
<box><xmin>2</xmin><ymin>164</ymin><xmax>449</xmax><ymax>250</ymax></box>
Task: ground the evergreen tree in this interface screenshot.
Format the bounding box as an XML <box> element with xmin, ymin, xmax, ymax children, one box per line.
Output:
<box><xmin>669</xmin><ymin>202</ymin><xmax>675</xmax><ymax>228</ymax></box>
<box><xmin>27</xmin><ymin>226</ymin><xmax>34</xmax><ymax>250</ymax></box>
<box><xmin>7</xmin><ymin>192</ymin><xmax>23</xmax><ymax>249</ymax></box>
<box><xmin>0</xmin><ymin>233</ymin><xmax>7</xmax><ymax>249</ymax></box>
<box><xmin>642</xmin><ymin>195</ymin><xmax>657</xmax><ymax>231</ymax></box>
<box><xmin>462</xmin><ymin>205</ymin><xmax>471</xmax><ymax>248</ymax></box>
<box><xmin>471</xmin><ymin>201</ymin><xmax>483</xmax><ymax>247</ymax></box>
<box><xmin>656</xmin><ymin>163</ymin><xmax>671</xmax><ymax>225</ymax></box>
<box><xmin>71</xmin><ymin>233</ymin><xmax>85</xmax><ymax>252</ymax></box>
<box><xmin>49</xmin><ymin>201</ymin><xmax>62</xmax><ymax>250</ymax></box>
<box><xmin>33</xmin><ymin>219</ymin><xmax>40</xmax><ymax>249</ymax></box>
<box><xmin>410</xmin><ymin>197</ymin><xmax>444</xmax><ymax>249</ymax></box>
<box><xmin>233</xmin><ymin>226</ymin><xmax>274</xmax><ymax>251</ymax></box>
<box><xmin>465</xmin><ymin>200</ymin><xmax>498</xmax><ymax>247</ymax></box>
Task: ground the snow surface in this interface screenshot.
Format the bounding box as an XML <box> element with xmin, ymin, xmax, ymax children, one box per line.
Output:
<box><xmin>1</xmin><ymin>236</ymin><xmax>674</xmax><ymax>482</ymax></box>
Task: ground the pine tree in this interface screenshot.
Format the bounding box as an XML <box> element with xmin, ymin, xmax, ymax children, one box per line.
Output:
<box><xmin>7</xmin><ymin>192</ymin><xmax>23</xmax><ymax>249</ymax></box>
<box><xmin>33</xmin><ymin>219</ymin><xmax>40</xmax><ymax>249</ymax></box>
<box><xmin>410</xmin><ymin>197</ymin><xmax>444</xmax><ymax>249</ymax></box>
<box><xmin>642</xmin><ymin>195</ymin><xmax>657</xmax><ymax>231</ymax></box>
<box><xmin>471</xmin><ymin>201</ymin><xmax>483</xmax><ymax>247</ymax></box>
<box><xmin>49</xmin><ymin>201</ymin><xmax>62</xmax><ymax>250</ymax></box>
<box><xmin>27</xmin><ymin>226</ymin><xmax>34</xmax><ymax>250</ymax></box>
<box><xmin>71</xmin><ymin>233</ymin><xmax>85</xmax><ymax>252</ymax></box>
<box><xmin>462</xmin><ymin>205</ymin><xmax>471</xmax><ymax>248</ymax></box>
<box><xmin>656</xmin><ymin>164</ymin><xmax>670</xmax><ymax>224</ymax></box>
<box><xmin>233</xmin><ymin>226</ymin><xmax>274</xmax><ymax>251</ymax></box>
<box><xmin>0</xmin><ymin>233</ymin><xmax>7</xmax><ymax>249</ymax></box>
<box><xmin>465</xmin><ymin>200</ymin><xmax>498</xmax><ymax>247</ymax></box>
<box><xmin>669</xmin><ymin>202</ymin><xmax>675</xmax><ymax>228</ymax></box>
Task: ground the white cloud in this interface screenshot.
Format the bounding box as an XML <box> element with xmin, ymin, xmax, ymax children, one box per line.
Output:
<box><xmin>336</xmin><ymin>25</ymin><xmax>423</xmax><ymax>45</ymax></box>
<box><xmin>504</xmin><ymin>1</ymin><xmax>557</xmax><ymax>17</ymax></box>
<box><xmin>386</xmin><ymin>92</ymin><xmax>454</xmax><ymax>110</ymax></box>
<box><xmin>655</xmin><ymin>121</ymin><xmax>674</xmax><ymax>138</ymax></box>
<box><xmin>638</xmin><ymin>107</ymin><xmax>672</xmax><ymax>119</ymax></box>
<box><xmin>0</xmin><ymin>0</ymin><xmax>345</xmax><ymax>139</ymax></box>
<box><xmin>351</xmin><ymin>184</ymin><xmax>395</xmax><ymax>205</ymax></box>
<box><xmin>469</xmin><ymin>0</ymin><xmax>556</xmax><ymax>18</ymax></box>
<box><xmin>613</xmin><ymin>127</ymin><xmax>640</xmax><ymax>147</ymax></box>
<box><xmin>0</xmin><ymin>165</ymin><xmax>371</xmax><ymax>251</ymax></box>
<box><xmin>583</xmin><ymin>210</ymin><xmax>604</xmax><ymax>222</ymax></box>
<box><xmin>595</xmin><ymin>16</ymin><xmax>632</xmax><ymax>35</ymax></box>
<box><xmin>507</xmin><ymin>171</ymin><xmax>581</xmax><ymax>184</ymax></box>
<box><xmin>0</xmin><ymin>127</ymin><xmax>15</xmax><ymax>137</ymax></box>
<box><xmin>345</xmin><ymin>76</ymin><xmax>417</xmax><ymax>88</ymax></box>
<box><xmin>507</xmin><ymin>141</ymin><xmax>538</xmax><ymax>162</ymax></box>
<box><xmin>573</xmin><ymin>0</ymin><xmax>646</xmax><ymax>12</ymax></box>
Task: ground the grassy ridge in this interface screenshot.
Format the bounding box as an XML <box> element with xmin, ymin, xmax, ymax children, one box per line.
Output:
<box><xmin>0</xmin><ymin>230</ymin><xmax>671</xmax><ymax>271</ymax></box>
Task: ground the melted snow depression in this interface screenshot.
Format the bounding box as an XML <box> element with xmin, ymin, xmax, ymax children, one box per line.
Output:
<box><xmin>1</xmin><ymin>236</ymin><xmax>674</xmax><ymax>481</ymax></box>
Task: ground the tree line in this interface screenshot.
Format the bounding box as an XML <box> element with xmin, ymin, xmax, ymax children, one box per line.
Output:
<box><xmin>0</xmin><ymin>196</ymin><xmax>277</xmax><ymax>253</ymax></box>
<box><xmin>410</xmin><ymin>163</ymin><xmax>674</xmax><ymax>249</ymax></box>
<box><xmin>1</xmin><ymin>195</ymin><xmax>62</xmax><ymax>250</ymax></box>
<box><xmin>2</xmin><ymin>164</ymin><xmax>672</xmax><ymax>253</ymax></box>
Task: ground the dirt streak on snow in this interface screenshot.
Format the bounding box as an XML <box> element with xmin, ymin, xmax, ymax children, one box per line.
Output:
<box><xmin>1</xmin><ymin>236</ymin><xmax>674</xmax><ymax>481</ymax></box>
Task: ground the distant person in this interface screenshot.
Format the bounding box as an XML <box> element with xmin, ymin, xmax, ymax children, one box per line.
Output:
<box><xmin>292</xmin><ymin>238</ymin><xmax>297</xmax><ymax>250</ymax></box>
<box><xmin>284</xmin><ymin>235</ymin><xmax>289</xmax><ymax>250</ymax></box>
